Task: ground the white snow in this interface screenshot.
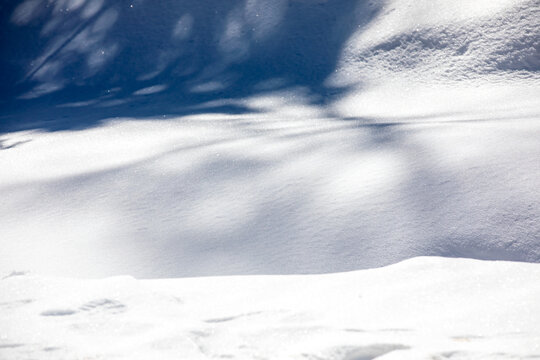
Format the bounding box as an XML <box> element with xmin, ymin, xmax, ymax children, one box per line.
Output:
<box><xmin>1</xmin><ymin>92</ymin><xmax>539</xmax><ymax>277</ymax></box>
<box><xmin>1</xmin><ymin>257</ymin><xmax>540</xmax><ymax>359</ymax></box>
<box><xmin>1</xmin><ymin>0</ymin><xmax>539</xmax><ymax>358</ymax></box>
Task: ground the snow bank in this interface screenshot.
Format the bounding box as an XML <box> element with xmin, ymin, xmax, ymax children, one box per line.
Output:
<box><xmin>1</xmin><ymin>257</ymin><xmax>540</xmax><ymax>359</ymax></box>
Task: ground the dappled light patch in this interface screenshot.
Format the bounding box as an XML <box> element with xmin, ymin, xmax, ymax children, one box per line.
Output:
<box><xmin>219</xmin><ymin>8</ymin><xmax>251</xmax><ymax>63</ymax></box>
<box><xmin>81</xmin><ymin>0</ymin><xmax>104</xmax><ymax>19</ymax></box>
<box><xmin>57</xmin><ymin>99</ymin><xmax>98</xmax><ymax>108</ymax></box>
<box><xmin>171</xmin><ymin>13</ymin><xmax>194</xmax><ymax>40</ymax></box>
<box><xmin>244</xmin><ymin>0</ymin><xmax>288</xmax><ymax>41</ymax></box>
<box><xmin>253</xmin><ymin>77</ymin><xmax>289</xmax><ymax>91</ymax></box>
<box><xmin>10</xmin><ymin>0</ymin><xmax>44</xmax><ymax>25</ymax></box>
<box><xmin>190</xmin><ymin>81</ymin><xmax>229</xmax><ymax>94</ymax></box>
<box><xmin>19</xmin><ymin>82</ymin><xmax>64</xmax><ymax>99</ymax></box>
<box><xmin>133</xmin><ymin>84</ymin><xmax>167</xmax><ymax>96</ymax></box>
<box><xmin>97</xmin><ymin>98</ymin><xmax>132</xmax><ymax>107</ymax></box>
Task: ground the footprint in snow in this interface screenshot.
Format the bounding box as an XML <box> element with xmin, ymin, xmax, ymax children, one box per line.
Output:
<box><xmin>41</xmin><ymin>309</ymin><xmax>77</xmax><ymax>316</ymax></box>
<box><xmin>0</xmin><ymin>299</ymin><xmax>34</xmax><ymax>309</ymax></box>
<box><xmin>204</xmin><ymin>311</ymin><xmax>262</xmax><ymax>323</ymax></box>
<box><xmin>78</xmin><ymin>298</ymin><xmax>126</xmax><ymax>314</ymax></box>
<box><xmin>40</xmin><ymin>298</ymin><xmax>126</xmax><ymax>317</ymax></box>
<box><xmin>0</xmin><ymin>343</ymin><xmax>25</xmax><ymax>349</ymax></box>
<box><xmin>323</xmin><ymin>344</ymin><xmax>409</xmax><ymax>360</ymax></box>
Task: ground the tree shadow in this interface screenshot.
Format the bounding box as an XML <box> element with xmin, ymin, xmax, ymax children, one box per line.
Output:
<box><xmin>0</xmin><ymin>0</ymin><xmax>382</xmax><ymax>133</ymax></box>
<box><xmin>0</xmin><ymin>138</ymin><xmax>31</xmax><ymax>150</ymax></box>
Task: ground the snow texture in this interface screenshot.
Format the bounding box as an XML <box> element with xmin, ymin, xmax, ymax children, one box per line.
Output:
<box><xmin>1</xmin><ymin>257</ymin><xmax>540</xmax><ymax>359</ymax></box>
<box><xmin>1</xmin><ymin>0</ymin><xmax>540</xmax><ymax>358</ymax></box>
<box><xmin>1</xmin><ymin>0</ymin><xmax>539</xmax><ymax>278</ymax></box>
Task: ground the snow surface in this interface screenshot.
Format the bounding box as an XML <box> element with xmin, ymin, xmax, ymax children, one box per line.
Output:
<box><xmin>1</xmin><ymin>95</ymin><xmax>540</xmax><ymax>278</ymax></box>
<box><xmin>2</xmin><ymin>257</ymin><xmax>540</xmax><ymax>359</ymax></box>
<box><xmin>1</xmin><ymin>0</ymin><xmax>540</xmax><ymax>358</ymax></box>
<box><xmin>1</xmin><ymin>0</ymin><xmax>539</xmax><ymax>277</ymax></box>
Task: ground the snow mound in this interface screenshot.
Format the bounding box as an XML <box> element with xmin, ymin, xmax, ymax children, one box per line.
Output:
<box><xmin>1</xmin><ymin>257</ymin><xmax>540</xmax><ymax>359</ymax></box>
<box><xmin>331</xmin><ymin>0</ymin><xmax>540</xmax><ymax>85</ymax></box>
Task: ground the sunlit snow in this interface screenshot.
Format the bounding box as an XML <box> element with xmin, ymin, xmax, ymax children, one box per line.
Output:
<box><xmin>0</xmin><ymin>0</ymin><xmax>539</xmax><ymax>358</ymax></box>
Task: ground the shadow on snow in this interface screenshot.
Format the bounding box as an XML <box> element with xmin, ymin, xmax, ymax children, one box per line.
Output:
<box><xmin>0</xmin><ymin>0</ymin><xmax>381</xmax><ymax>133</ymax></box>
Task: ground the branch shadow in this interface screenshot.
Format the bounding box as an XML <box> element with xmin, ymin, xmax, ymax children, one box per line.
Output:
<box><xmin>0</xmin><ymin>0</ymin><xmax>382</xmax><ymax>134</ymax></box>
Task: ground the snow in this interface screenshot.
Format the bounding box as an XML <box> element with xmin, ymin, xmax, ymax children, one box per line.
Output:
<box><xmin>1</xmin><ymin>94</ymin><xmax>539</xmax><ymax>277</ymax></box>
<box><xmin>2</xmin><ymin>257</ymin><xmax>540</xmax><ymax>359</ymax></box>
<box><xmin>1</xmin><ymin>0</ymin><xmax>539</xmax><ymax>358</ymax></box>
